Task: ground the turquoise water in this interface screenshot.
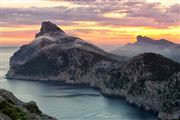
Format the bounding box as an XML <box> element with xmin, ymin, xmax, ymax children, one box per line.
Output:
<box><xmin>0</xmin><ymin>47</ymin><xmax>156</xmax><ymax>120</ymax></box>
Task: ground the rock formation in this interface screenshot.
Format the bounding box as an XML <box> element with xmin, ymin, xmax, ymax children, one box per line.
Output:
<box><xmin>6</xmin><ymin>21</ymin><xmax>180</xmax><ymax>120</ymax></box>
<box><xmin>35</xmin><ymin>21</ymin><xmax>65</xmax><ymax>38</ymax></box>
<box><xmin>0</xmin><ymin>89</ymin><xmax>57</xmax><ymax>120</ymax></box>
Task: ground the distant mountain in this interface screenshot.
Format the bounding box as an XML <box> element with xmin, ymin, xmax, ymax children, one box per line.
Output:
<box><xmin>6</xmin><ymin>21</ymin><xmax>180</xmax><ymax>120</ymax></box>
<box><xmin>112</xmin><ymin>35</ymin><xmax>180</xmax><ymax>62</ymax></box>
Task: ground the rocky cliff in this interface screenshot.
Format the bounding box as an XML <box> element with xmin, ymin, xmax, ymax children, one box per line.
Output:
<box><xmin>6</xmin><ymin>21</ymin><xmax>180</xmax><ymax>120</ymax></box>
<box><xmin>0</xmin><ymin>89</ymin><xmax>57</xmax><ymax>120</ymax></box>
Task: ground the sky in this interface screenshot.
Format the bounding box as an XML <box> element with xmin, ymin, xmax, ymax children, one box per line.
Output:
<box><xmin>1</xmin><ymin>0</ymin><xmax>180</xmax><ymax>50</ymax></box>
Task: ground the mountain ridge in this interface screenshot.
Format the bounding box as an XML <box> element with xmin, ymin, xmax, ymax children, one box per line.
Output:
<box><xmin>112</xmin><ymin>35</ymin><xmax>180</xmax><ymax>62</ymax></box>
<box><xmin>136</xmin><ymin>35</ymin><xmax>177</xmax><ymax>46</ymax></box>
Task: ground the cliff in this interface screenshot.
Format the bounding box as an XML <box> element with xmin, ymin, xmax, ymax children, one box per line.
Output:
<box><xmin>0</xmin><ymin>89</ymin><xmax>57</xmax><ymax>120</ymax></box>
<box><xmin>6</xmin><ymin>21</ymin><xmax>180</xmax><ymax>120</ymax></box>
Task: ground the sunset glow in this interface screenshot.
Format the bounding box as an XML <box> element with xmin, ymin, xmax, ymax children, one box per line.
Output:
<box><xmin>1</xmin><ymin>0</ymin><xmax>180</xmax><ymax>49</ymax></box>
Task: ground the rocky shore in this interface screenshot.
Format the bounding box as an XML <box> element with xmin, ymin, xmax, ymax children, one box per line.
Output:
<box><xmin>0</xmin><ymin>89</ymin><xmax>57</xmax><ymax>120</ymax></box>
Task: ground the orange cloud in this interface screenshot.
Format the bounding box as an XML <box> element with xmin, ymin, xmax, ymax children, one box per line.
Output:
<box><xmin>1</xmin><ymin>0</ymin><xmax>180</xmax><ymax>48</ymax></box>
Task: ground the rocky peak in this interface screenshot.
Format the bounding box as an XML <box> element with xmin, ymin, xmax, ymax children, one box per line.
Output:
<box><xmin>124</xmin><ymin>53</ymin><xmax>180</xmax><ymax>81</ymax></box>
<box><xmin>35</xmin><ymin>21</ymin><xmax>65</xmax><ymax>37</ymax></box>
<box><xmin>136</xmin><ymin>35</ymin><xmax>154</xmax><ymax>44</ymax></box>
<box><xmin>127</xmin><ymin>53</ymin><xmax>179</xmax><ymax>66</ymax></box>
<box><xmin>136</xmin><ymin>35</ymin><xmax>177</xmax><ymax>46</ymax></box>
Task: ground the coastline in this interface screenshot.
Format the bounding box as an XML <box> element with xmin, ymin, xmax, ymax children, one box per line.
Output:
<box><xmin>6</xmin><ymin>75</ymin><xmax>158</xmax><ymax>117</ymax></box>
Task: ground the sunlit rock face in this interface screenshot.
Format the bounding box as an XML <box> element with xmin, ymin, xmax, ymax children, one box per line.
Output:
<box><xmin>112</xmin><ymin>35</ymin><xmax>180</xmax><ymax>63</ymax></box>
<box><xmin>6</xmin><ymin>21</ymin><xmax>180</xmax><ymax>120</ymax></box>
<box><xmin>0</xmin><ymin>89</ymin><xmax>57</xmax><ymax>120</ymax></box>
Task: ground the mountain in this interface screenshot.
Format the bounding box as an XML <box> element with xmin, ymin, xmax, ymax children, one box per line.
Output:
<box><xmin>6</xmin><ymin>21</ymin><xmax>127</xmax><ymax>81</ymax></box>
<box><xmin>112</xmin><ymin>35</ymin><xmax>180</xmax><ymax>62</ymax></box>
<box><xmin>6</xmin><ymin>21</ymin><xmax>180</xmax><ymax>120</ymax></box>
<box><xmin>119</xmin><ymin>53</ymin><xmax>180</xmax><ymax>120</ymax></box>
<box><xmin>0</xmin><ymin>89</ymin><xmax>57</xmax><ymax>120</ymax></box>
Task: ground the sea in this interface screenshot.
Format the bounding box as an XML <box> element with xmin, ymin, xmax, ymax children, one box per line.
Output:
<box><xmin>0</xmin><ymin>47</ymin><xmax>156</xmax><ymax>120</ymax></box>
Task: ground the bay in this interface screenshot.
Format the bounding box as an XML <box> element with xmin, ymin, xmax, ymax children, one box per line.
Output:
<box><xmin>0</xmin><ymin>47</ymin><xmax>156</xmax><ymax>120</ymax></box>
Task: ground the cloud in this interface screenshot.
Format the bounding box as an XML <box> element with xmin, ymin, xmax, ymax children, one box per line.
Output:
<box><xmin>1</xmin><ymin>0</ymin><xmax>180</xmax><ymax>28</ymax></box>
<box><xmin>127</xmin><ymin>3</ymin><xmax>180</xmax><ymax>24</ymax></box>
